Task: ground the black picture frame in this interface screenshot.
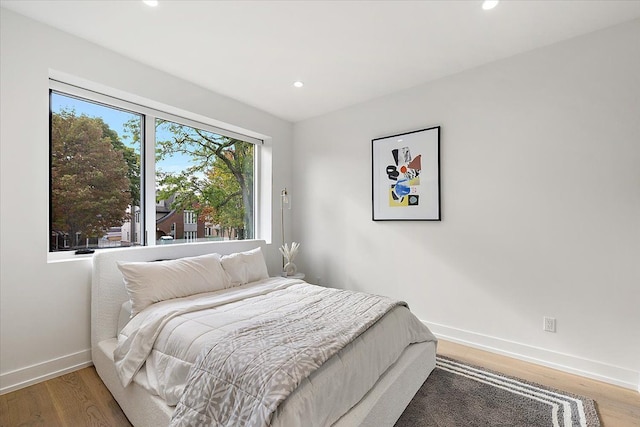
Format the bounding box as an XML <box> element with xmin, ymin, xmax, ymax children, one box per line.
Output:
<box><xmin>372</xmin><ymin>126</ymin><xmax>441</xmax><ymax>221</ymax></box>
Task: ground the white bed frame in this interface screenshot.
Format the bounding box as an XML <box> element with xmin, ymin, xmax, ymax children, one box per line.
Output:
<box><xmin>91</xmin><ymin>239</ymin><xmax>436</xmax><ymax>426</ymax></box>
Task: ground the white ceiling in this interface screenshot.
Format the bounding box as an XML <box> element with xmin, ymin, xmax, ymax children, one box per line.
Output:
<box><xmin>3</xmin><ymin>1</ymin><xmax>640</xmax><ymax>123</ymax></box>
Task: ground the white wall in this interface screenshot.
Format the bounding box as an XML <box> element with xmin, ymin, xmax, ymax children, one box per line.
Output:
<box><xmin>0</xmin><ymin>9</ymin><xmax>293</xmax><ymax>393</ymax></box>
<box><xmin>293</xmin><ymin>19</ymin><xmax>640</xmax><ymax>390</ymax></box>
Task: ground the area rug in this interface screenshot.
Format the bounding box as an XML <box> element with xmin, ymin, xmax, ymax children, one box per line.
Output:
<box><xmin>395</xmin><ymin>356</ymin><xmax>601</xmax><ymax>427</ymax></box>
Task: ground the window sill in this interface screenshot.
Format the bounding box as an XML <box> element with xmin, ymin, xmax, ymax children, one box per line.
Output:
<box><xmin>47</xmin><ymin>251</ymin><xmax>94</xmax><ymax>264</ymax></box>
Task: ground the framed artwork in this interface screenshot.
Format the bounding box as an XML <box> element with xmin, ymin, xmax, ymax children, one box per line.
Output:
<box><xmin>372</xmin><ymin>126</ymin><xmax>440</xmax><ymax>221</ymax></box>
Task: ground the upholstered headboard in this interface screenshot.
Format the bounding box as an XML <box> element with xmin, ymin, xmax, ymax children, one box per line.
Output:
<box><xmin>91</xmin><ymin>240</ymin><xmax>266</xmax><ymax>349</ymax></box>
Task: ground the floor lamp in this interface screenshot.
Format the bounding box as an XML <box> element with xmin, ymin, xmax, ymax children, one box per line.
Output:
<box><xmin>280</xmin><ymin>188</ymin><xmax>290</xmax><ymax>271</ymax></box>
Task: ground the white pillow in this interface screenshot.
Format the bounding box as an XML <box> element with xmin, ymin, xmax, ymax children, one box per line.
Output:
<box><xmin>221</xmin><ymin>247</ymin><xmax>269</xmax><ymax>287</ymax></box>
<box><xmin>117</xmin><ymin>252</ymin><xmax>230</xmax><ymax>316</ymax></box>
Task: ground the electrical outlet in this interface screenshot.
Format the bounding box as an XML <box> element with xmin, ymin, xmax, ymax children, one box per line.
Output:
<box><xmin>543</xmin><ymin>317</ymin><xmax>556</xmax><ymax>333</ymax></box>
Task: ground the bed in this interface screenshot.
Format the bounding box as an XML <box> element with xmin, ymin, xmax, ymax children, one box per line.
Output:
<box><xmin>91</xmin><ymin>239</ymin><xmax>437</xmax><ymax>426</ymax></box>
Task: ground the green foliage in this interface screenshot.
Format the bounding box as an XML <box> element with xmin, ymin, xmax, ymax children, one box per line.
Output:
<box><xmin>202</xmin><ymin>158</ymin><xmax>245</xmax><ymax>232</ymax></box>
<box><xmin>100</xmin><ymin>121</ymin><xmax>141</xmax><ymax>202</ymax></box>
<box><xmin>155</xmin><ymin>120</ymin><xmax>254</xmax><ymax>239</ymax></box>
<box><xmin>51</xmin><ymin>110</ymin><xmax>132</xmax><ymax>245</ymax></box>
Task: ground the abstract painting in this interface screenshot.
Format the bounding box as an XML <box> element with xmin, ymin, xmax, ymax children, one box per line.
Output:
<box><xmin>372</xmin><ymin>126</ymin><xmax>440</xmax><ymax>221</ymax></box>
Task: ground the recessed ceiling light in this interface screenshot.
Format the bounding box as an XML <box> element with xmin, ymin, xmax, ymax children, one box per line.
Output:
<box><xmin>293</xmin><ymin>81</ymin><xmax>304</xmax><ymax>88</ymax></box>
<box><xmin>482</xmin><ymin>0</ymin><xmax>499</xmax><ymax>10</ymax></box>
<box><xmin>143</xmin><ymin>0</ymin><xmax>158</xmax><ymax>7</ymax></box>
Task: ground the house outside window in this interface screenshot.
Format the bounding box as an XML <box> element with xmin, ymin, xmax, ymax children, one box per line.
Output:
<box><xmin>49</xmin><ymin>81</ymin><xmax>263</xmax><ymax>254</ymax></box>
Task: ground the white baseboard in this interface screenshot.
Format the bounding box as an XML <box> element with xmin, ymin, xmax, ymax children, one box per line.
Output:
<box><xmin>2</xmin><ymin>327</ymin><xmax>638</xmax><ymax>396</ymax></box>
<box><xmin>0</xmin><ymin>349</ymin><xmax>92</xmax><ymax>395</ymax></box>
<box><xmin>424</xmin><ymin>321</ymin><xmax>639</xmax><ymax>392</ymax></box>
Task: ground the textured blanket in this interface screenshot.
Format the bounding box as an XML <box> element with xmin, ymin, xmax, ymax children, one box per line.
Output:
<box><xmin>169</xmin><ymin>286</ymin><xmax>406</xmax><ymax>427</ymax></box>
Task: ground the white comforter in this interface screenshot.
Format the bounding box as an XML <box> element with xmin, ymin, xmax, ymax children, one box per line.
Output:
<box><xmin>115</xmin><ymin>277</ymin><xmax>436</xmax><ymax>426</ymax></box>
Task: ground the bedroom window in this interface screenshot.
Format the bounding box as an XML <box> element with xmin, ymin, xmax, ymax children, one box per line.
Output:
<box><xmin>49</xmin><ymin>80</ymin><xmax>263</xmax><ymax>254</ymax></box>
<box><xmin>50</xmin><ymin>92</ymin><xmax>142</xmax><ymax>252</ymax></box>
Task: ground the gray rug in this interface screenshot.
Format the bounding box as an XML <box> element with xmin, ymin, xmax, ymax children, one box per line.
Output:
<box><xmin>395</xmin><ymin>356</ymin><xmax>601</xmax><ymax>427</ymax></box>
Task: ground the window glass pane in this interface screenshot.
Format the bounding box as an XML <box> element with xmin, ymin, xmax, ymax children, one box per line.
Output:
<box><xmin>155</xmin><ymin>119</ymin><xmax>254</xmax><ymax>244</ymax></box>
<box><xmin>50</xmin><ymin>92</ymin><xmax>142</xmax><ymax>251</ymax></box>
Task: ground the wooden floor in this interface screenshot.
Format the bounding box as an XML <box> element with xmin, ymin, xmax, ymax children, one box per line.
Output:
<box><xmin>0</xmin><ymin>366</ymin><xmax>131</xmax><ymax>427</ymax></box>
<box><xmin>1</xmin><ymin>340</ymin><xmax>638</xmax><ymax>426</ymax></box>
